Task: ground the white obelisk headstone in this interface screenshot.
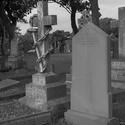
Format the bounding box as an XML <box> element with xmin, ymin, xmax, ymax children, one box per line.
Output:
<box><xmin>65</xmin><ymin>22</ymin><xmax>113</xmax><ymax>125</ymax></box>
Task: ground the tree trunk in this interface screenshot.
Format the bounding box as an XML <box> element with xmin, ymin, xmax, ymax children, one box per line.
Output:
<box><xmin>70</xmin><ymin>0</ymin><xmax>78</xmax><ymax>35</ymax></box>
<box><xmin>8</xmin><ymin>35</ymin><xmax>12</xmax><ymax>55</ymax></box>
<box><xmin>90</xmin><ymin>0</ymin><xmax>100</xmax><ymax>26</ymax></box>
<box><xmin>1</xmin><ymin>30</ymin><xmax>4</xmax><ymax>55</ymax></box>
<box><xmin>0</xmin><ymin>3</ymin><xmax>15</xmax><ymax>39</ymax></box>
<box><xmin>71</xmin><ymin>8</ymin><xmax>78</xmax><ymax>35</ymax></box>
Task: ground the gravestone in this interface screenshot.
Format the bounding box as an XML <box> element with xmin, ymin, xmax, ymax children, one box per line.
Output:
<box><xmin>65</xmin><ymin>22</ymin><xmax>117</xmax><ymax>125</ymax></box>
<box><xmin>119</xmin><ymin>7</ymin><xmax>125</xmax><ymax>57</ymax></box>
<box><xmin>8</xmin><ymin>35</ymin><xmax>21</xmax><ymax>69</ymax></box>
<box><xmin>20</xmin><ymin>1</ymin><xmax>69</xmax><ymax>111</ymax></box>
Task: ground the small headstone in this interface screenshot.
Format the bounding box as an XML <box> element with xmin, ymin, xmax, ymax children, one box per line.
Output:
<box><xmin>0</xmin><ymin>79</ymin><xmax>19</xmax><ymax>90</ymax></box>
<box><xmin>8</xmin><ymin>35</ymin><xmax>21</xmax><ymax>69</ymax></box>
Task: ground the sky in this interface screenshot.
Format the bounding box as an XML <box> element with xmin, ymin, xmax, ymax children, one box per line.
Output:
<box><xmin>17</xmin><ymin>0</ymin><xmax>125</xmax><ymax>34</ymax></box>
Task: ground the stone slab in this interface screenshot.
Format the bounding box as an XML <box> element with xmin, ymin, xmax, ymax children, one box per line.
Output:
<box><xmin>19</xmin><ymin>96</ymin><xmax>69</xmax><ymax>111</ymax></box>
<box><xmin>19</xmin><ymin>96</ymin><xmax>47</xmax><ymax>111</ymax></box>
<box><xmin>0</xmin><ymin>79</ymin><xmax>20</xmax><ymax>90</ymax></box>
<box><xmin>48</xmin><ymin>54</ymin><xmax>71</xmax><ymax>74</ymax></box>
<box><xmin>7</xmin><ymin>56</ymin><xmax>22</xmax><ymax>69</ymax></box>
<box><xmin>65</xmin><ymin>110</ymin><xmax>119</xmax><ymax>125</ymax></box>
<box><xmin>47</xmin><ymin>84</ymin><xmax>66</xmax><ymax>100</ymax></box>
<box><xmin>70</xmin><ymin>22</ymin><xmax>110</xmax><ymax>117</ymax></box>
<box><xmin>26</xmin><ymin>83</ymin><xmax>46</xmax><ymax>101</ymax></box>
<box><xmin>32</xmin><ymin>72</ymin><xmax>66</xmax><ymax>86</ymax></box>
<box><xmin>26</xmin><ymin>83</ymin><xmax>66</xmax><ymax>101</ymax></box>
<box><xmin>0</xmin><ymin>86</ymin><xmax>25</xmax><ymax>98</ymax></box>
<box><xmin>112</xmin><ymin>81</ymin><xmax>125</xmax><ymax>89</ymax></box>
<box><xmin>43</xmin><ymin>15</ymin><xmax>57</xmax><ymax>26</ymax></box>
<box><xmin>66</xmin><ymin>74</ymin><xmax>72</xmax><ymax>82</ymax></box>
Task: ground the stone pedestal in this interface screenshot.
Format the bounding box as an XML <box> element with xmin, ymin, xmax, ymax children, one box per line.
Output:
<box><xmin>20</xmin><ymin>72</ymin><xmax>68</xmax><ymax>110</ymax></box>
<box><xmin>119</xmin><ymin>7</ymin><xmax>125</xmax><ymax>57</ymax></box>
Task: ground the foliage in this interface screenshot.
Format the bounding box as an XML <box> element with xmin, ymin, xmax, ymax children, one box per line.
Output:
<box><xmin>51</xmin><ymin>0</ymin><xmax>90</xmax><ymax>34</ymax></box>
<box><xmin>51</xmin><ymin>0</ymin><xmax>90</xmax><ymax>13</ymax></box>
<box><xmin>18</xmin><ymin>32</ymin><xmax>34</xmax><ymax>53</ymax></box>
<box><xmin>48</xmin><ymin>30</ymin><xmax>71</xmax><ymax>53</ymax></box>
<box><xmin>99</xmin><ymin>18</ymin><xmax>118</xmax><ymax>37</ymax></box>
<box><xmin>0</xmin><ymin>0</ymin><xmax>38</xmax><ymax>55</ymax></box>
<box><xmin>0</xmin><ymin>0</ymin><xmax>38</xmax><ymax>22</ymax></box>
<box><xmin>0</xmin><ymin>0</ymin><xmax>38</xmax><ymax>39</ymax></box>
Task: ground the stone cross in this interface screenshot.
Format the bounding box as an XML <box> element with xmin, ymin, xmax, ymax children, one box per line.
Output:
<box><xmin>7</xmin><ymin>34</ymin><xmax>20</xmax><ymax>69</ymax></box>
<box><xmin>78</xmin><ymin>10</ymin><xmax>92</xmax><ymax>29</ymax></box>
<box><xmin>10</xmin><ymin>35</ymin><xmax>19</xmax><ymax>56</ymax></box>
<box><xmin>30</xmin><ymin>0</ymin><xmax>57</xmax><ymax>72</ymax></box>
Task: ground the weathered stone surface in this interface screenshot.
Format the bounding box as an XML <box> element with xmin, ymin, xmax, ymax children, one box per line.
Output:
<box><xmin>26</xmin><ymin>84</ymin><xmax>47</xmax><ymax>101</ymax></box>
<box><xmin>66</xmin><ymin>74</ymin><xmax>72</xmax><ymax>82</ymax></box>
<box><xmin>119</xmin><ymin>7</ymin><xmax>125</xmax><ymax>57</ymax></box>
<box><xmin>111</xmin><ymin>70</ymin><xmax>125</xmax><ymax>81</ymax></box>
<box><xmin>48</xmin><ymin>54</ymin><xmax>71</xmax><ymax>74</ymax></box>
<box><xmin>26</xmin><ymin>83</ymin><xmax>66</xmax><ymax>101</ymax></box>
<box><xmin>19</xmin><ymin>96</ymin><xmax>69</xmax><ymax>111</ymax></box>
<box><xmin>47</xmin><ymin>84</ymin><xmax>66</xmax><ymax>100</ymax></box>
<box><xmin>65</xmin><ymin>22</ymin><xmax>111</xmax><ymax>125</ymax></box>
<box><xmin>111</xmin><ymin>60</ymin><xmax>125</xmax><ymax>69</ymax></box>
<box><xmin>32</xmin><ymin>72</ymin><xmax>66</xmax><ymax>86</ymax></box>
<box><xmin>7</xmin><ymin>56</ymin><xmax>20</xmax><ymax>69</ymax></box>
<box><xmin>112</xmin><ymin>81</ymin><xmax>125</xmax><ymax>89</ymax></box>
<box><xmin>43</xmin><ymin>15</ymin><xmax>57</xmax><ymax>26</ymax></box>
<box><xmin>65</xmin><ymin>110</ymin><xmax>119</xmax><ymax>125</ymax></box>
<box><xmin>0</xmin><ymin>79</ymin><xmax>19</xmax><ymax>90</ymax></box>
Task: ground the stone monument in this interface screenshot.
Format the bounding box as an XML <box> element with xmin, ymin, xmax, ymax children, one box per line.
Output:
<box><xmin>119</xmin><ymin>7</ymin><xmax>125</xmax><ymax>57</ymax></box>
<box><xmin>8</xmin><ymin>34</ymin><xmax>20</xmax><ymax>69</ymax></box>
<box><xmin>65</xmin><ymin>22</ymin><xmax>118</xmax><ymax>125</ymax></box>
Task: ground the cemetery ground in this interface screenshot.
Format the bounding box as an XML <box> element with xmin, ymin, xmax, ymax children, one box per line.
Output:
<box><xmin>1</xmin><ymin>53</ymin><xmax>125</xmax><ymax>125</ymax></box>
<box><xmin>0</xmin><ymin>3</ymin><xmax>125</xmax><ymax>125</ymax></box>
<box><xmin>0</xmin><ymin>53</ymin><xmax>71</xmax><ymax>125</ymax></box>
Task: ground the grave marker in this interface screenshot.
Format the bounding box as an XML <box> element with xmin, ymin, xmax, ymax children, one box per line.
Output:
<box><xmin>65</xmin><ymin>22</ymin><xmax>117</xmax><ymax>125</ymax></box>
<box><xmin>29</xmin><ymin>0</ymin><xmax>57</xmax><ymax>72</ymax></box>
<box><xmin>8</xmin><ymin>35</ymin><xmax>20</xmax><ymax>69</ymax></box>
<box><xmin>119</xmin><ymin>7</ymin><xmax>125</xmax><ymax>57</ymax></box>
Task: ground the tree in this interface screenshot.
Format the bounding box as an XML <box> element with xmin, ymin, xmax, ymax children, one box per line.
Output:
<box><xmin>48</xmin><ymin>30</ymin><xmax>71</xmax><ymax>53</ymax></box>
<box><xmin>0</xmin><ymin>0</ymin><xmax>38</xmax><ymax>39</ymax></box>
<box><xmin>89</xmin><ymin>0</ymin><xmax>101</xmax><ymax>26</ymax></box>
<box><xmin>99</xmin><ymin>18</ymin><xmax>118</xmax><ymax>36</ymax></box>
<box><xmin>18</xmin><ymin>32</ymin><xmax>34</xmax><ymax>53</ymax></box>
<box><xmin>0</xmin><ymin>0</ymin><xmax>39</xmax><ymax>56</ymax></box>
<box><xmin>51</xmin><ymin>0</ymin><xmax>90</xmax><ymax>34</ymax></box>
<box><xmin>51</xmin><ymin>0</ymin><xmax>100</xmax><ymax>34</ymax></box>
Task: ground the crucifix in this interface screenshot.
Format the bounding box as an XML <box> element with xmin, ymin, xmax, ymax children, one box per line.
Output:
<box><xmin>28</xmin><ymin>0</ymin><xmax>57</xmax><ymax>72</ymax></box>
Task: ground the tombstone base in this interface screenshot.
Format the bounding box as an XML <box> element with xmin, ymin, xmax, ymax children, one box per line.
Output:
<box><xmin>65</xmin><ymin>110</ymin><xmax>119</xmax><ymax>125</ymax></box>
<box><xmin>7</xmin><ymin>56</ymin><xmax>21</xmax><ymax>69</ymax></box>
